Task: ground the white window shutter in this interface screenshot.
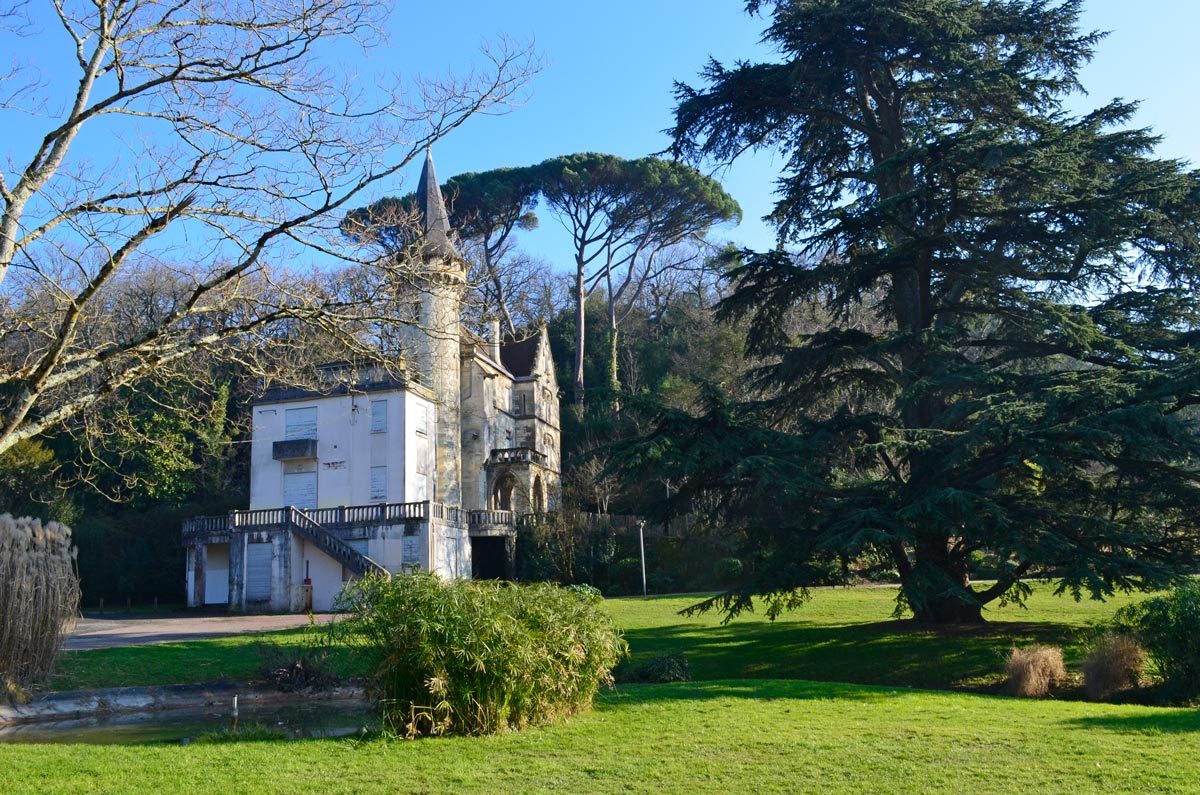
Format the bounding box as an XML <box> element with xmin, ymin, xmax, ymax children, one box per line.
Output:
<box><xmin>370</xmin><ymin>400</ymin><xmax>387</xmax><ymax>433</ymax></box>
<box><xmin>284</xmin><ymin>407</ymin><xmax>317</xmax><ymax>440</ymax></box>
<box><xmin>370</xmin><ymin>466</ymin><xmax>387</xmax><ymax>502</ymax></box>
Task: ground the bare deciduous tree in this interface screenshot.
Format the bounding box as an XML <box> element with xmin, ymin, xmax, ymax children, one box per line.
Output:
<box><xmin>0</xmin><ymin>0</ymin><xmax>536</xmax><ymax>457</ymax></box>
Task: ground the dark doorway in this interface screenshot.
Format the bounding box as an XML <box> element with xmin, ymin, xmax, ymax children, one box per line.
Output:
<box><xmin>471</xmin><ymin>536</ymin><xmax>507</xmax><ymax>580</ymax></box>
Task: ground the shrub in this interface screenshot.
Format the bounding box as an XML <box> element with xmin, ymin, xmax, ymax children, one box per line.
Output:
<box><xmin>334</xmin><ymin>573</ymin><xmax>627</xmax><ymax>736</ymax></box>
<box><xmin>258</xmin><ymin>636</ymin><xmax>340</xmax><ymax>693</ymax></box>
<box><xmin>610</xmin><ymin>557</ymin><xmax>643</xmax><ymax>594</ymax></box>
<box><xmin>1003</xmin><ymin>645</ymin><xmax>1065</xmax><ymax>698</ymax></box>
<box><xmin>647</xmin><ymin>570</ymin><xmax>677</xmax><ymax>594</ymax></box>
<box><xmin>634</xmin><ymin>653</ymin><xmax>691</xmax><ymax>683</ymax></box>
<box><xmin>0</xmin><ymin>515</ymin><xmax>80</xmax><ymax>692</ymax></box>
<box><xmin>1114</xmin><ymin>582</ymin><xmax>1200</xmax><ymax>700</ymax></box>
<box><xmin>565</xmin><ymin>583</ymin><xmax>602</xmax><ymax>602</ymax></box>
<box><xmin>713</xmin><ymin>557</ymin><xmax>743</xmax><ymax>585</ymax></box>
<box><xmin>1082</xmin><ymin>633</ymin><xmax>1145</xmax><ymax>701</ymax></box>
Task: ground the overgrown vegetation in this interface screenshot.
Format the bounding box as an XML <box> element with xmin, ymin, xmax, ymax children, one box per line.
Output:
<box><xmin>258</xmin><ymin>631</ymin><xmax>340</xmax><ymax>693</ymax></box>
<box><xmin>334</xmin><ymin>573</ymin><xmax>627</xmax><ymax>736</ymax></box>
<box><xmin>0</xmin><ymin>515</ymin><xmax>79</xmax><ymax>694</ymax></box>
<box><xmin>1114</xmin><ymin>582</ymin><xmax>1200</xmax><ymax>702</ymax></box>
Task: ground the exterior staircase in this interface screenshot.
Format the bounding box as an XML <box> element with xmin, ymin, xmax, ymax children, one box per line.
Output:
<box><xmin>284</xmin><ymin>506</ymin><xmax>391</xmax><ymax>578</ymax></box>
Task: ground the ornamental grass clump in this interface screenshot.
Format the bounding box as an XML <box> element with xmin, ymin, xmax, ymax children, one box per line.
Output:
<box><xmin>335</xmin><ymin>573</ymin><xmax>627</xmax><ymax>737</ymax></box>
<box><xmin>0</xmin><ymin>515</ymin><xmax>80</xmax><ymax>694</ymax></box>
<box><xmin>1082</xmin><ymin>633</ymin><xmax>1145</xmax><ymax>701</ymax></box>
<box><xmin>1004</xmin><ymin>645</ymin><xmax>1066</xmax><ymax>698</ymax></box>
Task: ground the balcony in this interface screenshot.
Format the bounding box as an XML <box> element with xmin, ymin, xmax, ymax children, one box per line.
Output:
<box><xmin>489</xmin><ymin>447</ymin><xmax>546</xmax><ymax>466</ymax></box>
<box><xmin>272</xmin><ymin>438</ymin><xmax>317</xmax><ymax>460</ymax></box>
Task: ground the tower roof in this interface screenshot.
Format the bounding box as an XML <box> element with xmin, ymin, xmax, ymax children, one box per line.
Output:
<box><xmin>415</xmin><ymin>148</ymin><xmax>459</xmax><ymax>259</ymax></box>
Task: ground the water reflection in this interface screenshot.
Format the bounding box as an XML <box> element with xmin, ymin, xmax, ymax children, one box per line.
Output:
<box><xmin>0</xmin><ymin>698</ymin><xmax>376</xmax><ymax>745</ymax></box>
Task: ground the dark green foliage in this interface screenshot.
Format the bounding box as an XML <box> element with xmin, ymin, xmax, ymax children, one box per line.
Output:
<box><xmin>1114</xmin><ymin>582</ymin><xmax>1200</xmax><ymax>701</ymax></box>
<box><xmin>714</xmin><ymin>557</ymin><xmax>744</xmax><ymax>585</ymax></box>
<box><xmin>633</xmin><ymin>652</ymin><xmax>691</xmax><ymax>683</ymax></box>
<box><xmin>610</xmin><ymin>558</ymin><xmax>644</xmax><ymax>595</ymax></box>
<box><xmin>623</xmin><ymin>0</ymin><xmax>1200</xmax><ymax>624</ymax></box>
<box><xmin>334</xmin><ymin>573</ymin><xmax>627</xmax><ymax>736</ymax></box>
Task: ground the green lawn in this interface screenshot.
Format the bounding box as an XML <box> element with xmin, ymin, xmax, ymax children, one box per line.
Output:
<box><xmin>15</xmin><ymin>583</ymin><xmax>1197</xmax><ymax>794</ymax></box>
<box><xmin>612</xmin><ymin>583</ymin><xmax>1149</xmax><ymax>689</ymax></box>
<box><xmin>3</xmin><ymin>679</ymin><xmax>1199</xmax><ymax>794</ymax></box>
<box><xmin>51</xmin><ymin>582</ymin><xmax>1146</xmax><ymax>692</ymax></box>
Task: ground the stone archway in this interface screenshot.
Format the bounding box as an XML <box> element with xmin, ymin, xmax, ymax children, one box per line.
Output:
<box><xmin>492</xmin><ymin>473</ymin><xmax>519</xmax><ymax>511</ymax></box>
<box><xmin>532</xmin><ymin>475</ymin><xmax>545</xmax><ymax>513</ymax></box>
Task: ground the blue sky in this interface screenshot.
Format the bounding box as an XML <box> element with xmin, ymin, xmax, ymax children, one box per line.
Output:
<box><xmin>377</xmin><ymin>0</ymin><xmax>1200</xmax><ymax>268</ymax></box>
<box><xmin>4</xmin><ymin>1</ymin><xmax>1198</xmax><ymax>273</ymax></box>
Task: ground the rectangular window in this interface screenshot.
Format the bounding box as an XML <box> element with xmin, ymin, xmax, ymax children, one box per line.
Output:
<box><xmin>284</xmin><ymin>407</ymin><xmax>317</xmax><ymax>440</ymax></box>
<box><xmin>413</xmin><ymin>472</ymin><xmax>428</xmax><ymax>500</ymax></box>
<box><xmin>370</xmin><ymin>466</ymin><xmax>387</xmax><ymax>503</ymax></box>
<box><xmin>416</xmin><ymin>404</ymin><xmax>430</xmax><ymax>436</ymax></box>
<box><xmin>370</xmin><ymin>399</ymin><xmax>387</xmax><ymax>433</ymax></box>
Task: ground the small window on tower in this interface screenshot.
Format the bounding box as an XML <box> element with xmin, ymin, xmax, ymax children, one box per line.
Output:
<box><xmin>370</xmin><ymin>399</ymin><xmax>387</xmax><ymax>433</ymax></box>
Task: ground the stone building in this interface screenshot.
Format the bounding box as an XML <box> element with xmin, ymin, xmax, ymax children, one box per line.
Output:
<box><xmin>182</xmin><ymin>151</ymin><xmax>561</xmax><ymax>612</ymax></box>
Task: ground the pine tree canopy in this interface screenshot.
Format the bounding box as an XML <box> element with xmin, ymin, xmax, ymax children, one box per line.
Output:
<box><xmin>619</xmin><ymin>0</ymin><xmax>1200</xmax><ymax>623</ymax></box>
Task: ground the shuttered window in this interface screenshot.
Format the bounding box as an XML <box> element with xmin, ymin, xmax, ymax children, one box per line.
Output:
<box><xmin>370</xmin><ymin>400</ymin><xmax>387</xmax><ymax>433</ymax></box>
<box><xmin>245</xmin><ymin>542</ymin><xmax>273</xmax><ymax>602</ymax></box>
<box><xmin>413</xmin><ymin>472</ymin><xmax>428</xmax><ymax>500</ymax></box>
<box><xmin>370</xmin><ymin>466</ymin><xmax>387</xmax><ymax>502</ymax></box>
<box><xmin>283</xmin><ymin>470</ymin><xmax>318</xmax><ymax>509</ymax></box>
<box><xmin>416</xmin><ymin>404</ymin><xmax>430</xmax><ymax>436</ymax></box>
<box><xmin>284</xmin><ymin>407</ymin><xmax>317</xmax><ymax>440</ymax></box>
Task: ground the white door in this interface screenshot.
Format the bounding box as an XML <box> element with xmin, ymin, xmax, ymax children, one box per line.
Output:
<box><xmin>245</xmin><ymin>542</ymin><xmax>273</xmax><ymax>602</ymax></box>
<box><xmin>284</xmin><ymin>470</ymin><xmax>318</xmax><ymax>510</ymax></box>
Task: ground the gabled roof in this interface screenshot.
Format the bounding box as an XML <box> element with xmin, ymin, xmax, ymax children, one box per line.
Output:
<box><xmin>499</xmin><ymin>334</ymin><xmax>539</xmax><ymax>377</ymax></box>
<box><xmin>415</xmin><ymin>149</ymin><xmax>458</xmax><ymax>259</ymax></box>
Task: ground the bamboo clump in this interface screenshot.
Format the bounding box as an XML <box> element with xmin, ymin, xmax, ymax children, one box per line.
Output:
<box><xmin>0</xmin><ymin>514</ymin><xmax>80</xmax><ymax>691</ymax></box>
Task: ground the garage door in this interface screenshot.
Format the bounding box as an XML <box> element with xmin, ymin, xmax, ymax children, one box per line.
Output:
<box><xmin>245</xmin><ymin>542</ymin><xmax>273</xmax><ymax>602</ymax></box>
<box><xmin>283</xmin><ymin>470</ymin><xmax>317</xmax><ymax>510</ymax></box>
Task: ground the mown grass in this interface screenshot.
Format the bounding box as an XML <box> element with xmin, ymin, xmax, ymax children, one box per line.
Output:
<box><xmin>610</xmin><ymin>583</ymin><xmax>1149</xmax><ymax>690</ymax></box>
<box><xmin>4</xmin><ymin>679</ymin><xmax>1199</xmax><ymax>794</ymax></box>
<box><xmin>51</xmin><ymin>581</ymin><xmax>1146</xmax><ymax>692</ymax></box>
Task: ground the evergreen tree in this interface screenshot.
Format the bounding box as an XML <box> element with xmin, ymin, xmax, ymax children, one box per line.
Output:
<box><xmin>621</xmin><ymin>0</ymin><xmax>1200</xmax><ymax>623</ymax></box>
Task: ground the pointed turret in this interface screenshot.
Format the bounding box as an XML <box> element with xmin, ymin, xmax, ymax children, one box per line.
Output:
<box><xmin>415</xmin><ymin>149</ymin><xmax>459</xmax><ymax>260</ymax></box>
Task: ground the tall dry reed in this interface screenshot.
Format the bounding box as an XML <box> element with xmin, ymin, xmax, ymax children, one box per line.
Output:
<box><xmin>0</xmin><ymin>514</ymin><xmax>80</xmax><ymax>691</ymax></box>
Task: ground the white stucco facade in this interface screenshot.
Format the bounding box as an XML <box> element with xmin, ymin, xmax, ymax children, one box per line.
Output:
<box><xmin>248</xmin><ymin>386</ymin><xmax>436</xmax><ymax>511</ymax></box>
<box><xmin>183</xmin><ymin>151</ymin><xmax>559</xmax><ymax>613</ymax></box>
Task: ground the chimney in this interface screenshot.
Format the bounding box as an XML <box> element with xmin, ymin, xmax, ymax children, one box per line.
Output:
<box><xmin>488</xmin><ymin>319</ymin><xmax>501</xmax><ymax>362</ymax></box>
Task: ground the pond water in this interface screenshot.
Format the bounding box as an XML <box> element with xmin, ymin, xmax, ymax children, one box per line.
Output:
<box><xmin>0</xmin><ymin>699</ymin><xmax>377</xmax><ymax>745</ymax></box>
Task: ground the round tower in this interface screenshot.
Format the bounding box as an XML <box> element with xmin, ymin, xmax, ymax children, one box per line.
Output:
<box><xmin>407</xmin><ymin>149</ymin><xmax>466</xmax><ymax>507</ymax></box>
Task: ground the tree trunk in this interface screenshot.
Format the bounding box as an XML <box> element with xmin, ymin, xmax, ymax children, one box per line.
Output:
<box><xmin>901</xmin><ymin>538</ymin><xmax>986</xmax><ymax>624</ymax></box>
<box><xmin>910</xmin><ymin>593</ymin><xmax>984</xmax><ymax>624</ymax></box>
<box><xmin>573</xmin><ymin>263</ymin><xmax>586</xmax><ymax>407</ymax></box>
<box><xmin>607</xmin><ymin>315</ymin><xmax>620</xmax><ymax>392</ymax></box>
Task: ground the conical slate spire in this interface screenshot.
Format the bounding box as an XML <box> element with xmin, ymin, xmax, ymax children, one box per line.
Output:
<box><xmin>415</xmin><ymin>148</ymin><xmax>458</xmax><ymax>259</ymax></box>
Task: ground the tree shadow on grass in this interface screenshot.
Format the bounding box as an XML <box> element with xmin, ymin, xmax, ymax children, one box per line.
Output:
<box><xmin>620</xmin><ymin>618</ymin><xmax>1078</xmax><ymax>691</ymax></box>
<box><xmin>1064</xmin><ymin>711</ymin><xmax>1200</xmax><ymax>734</ymax></box>
<box><xmin>604</xmin><ymin>678</ymin><xmax>921</xmax><ymax>706</ymax></box>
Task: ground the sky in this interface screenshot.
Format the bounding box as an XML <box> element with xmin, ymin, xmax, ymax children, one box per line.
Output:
<box><xmin>3</xmin><ymin>1</ymin><xmax>1199</xmax><ymax>274</ymax></box>
<box><xmin>373</xmin><ymin>0</ymin><xmax>1200</xmax><ymax>269</ymax></box>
